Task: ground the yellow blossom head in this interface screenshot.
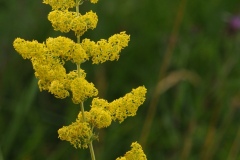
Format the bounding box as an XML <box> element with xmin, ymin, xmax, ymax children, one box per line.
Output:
<box><xmin>108</xmin><ymin>86</ymin><xmax>147</xmax><ymax>123</ymax></box>
<box><xmin>70</xmin><ymin>77</ymin><xmax>98</xmax><ymax>104</ymax></box>
<box><xmin>81</xmin><ymin>32</ymin><xmax>130</xmax><ymax>64</ymax></box>
<box><xmin>77</xmin><ymin>111</ymin><xmax>91</xmax><ymax>122</ymax></box>
<box><xmin>91</xmin><ymin>97</ymin><xmax>109</xmax><ymax>109</ymax></box>
<box><xmin>43</xmin><ymin>0</ymin><xmax>76</xmax><ymax>10</ymax></box>
<box><xmin>48</xmin><ymin>10</ymin><xmax>98</xmax><ymax>36</ymax></box>
<box><xmin>49</xmin><ymin>80</ymin><xmax>69</xmax><ymax>99</ymax></box>
<box><xmin>77</xmin><ymin>99</ymin><xmax>112</xmax><ymax>128</ymax></box>
<box><xmin>71</xmin><ymin>11</ymin><xmax>98</xmax><ymax>36</ymax></box>
<box><xmin>13</xmin><ymin>38</ymin><xmax>46</xmax><ymax>59</ymax></box>
<box><xmin>13</xmin><ymin>38</ymin><xmax>68</xmax><ymax>93</ymax></box>
<box><xmin>58</xmin><ymin>121</ymin><xmax>92</xmax><ymax>149</ymax></box>
<box><xmin>46</xmin><ymin>36</ymin><xmax>88</xmax><ymax>63</ymax></box>
<box><xmin>48</xmin><ymin>10</ymin><xmax>75</xmax><ymax>33</ymax></box>
<box><xmin>89</xmin><ymin>107</ymin><xmax>112</xmax><ymax>128</ymax></box>
<box><xmin>116</xmin><ymin>142</ymin><xmax>147</xmax><ymax>160</ymax></box>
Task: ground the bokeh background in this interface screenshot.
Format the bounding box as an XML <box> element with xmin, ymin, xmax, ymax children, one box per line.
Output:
<box><xmin>1</xmin><ymin>0</ymin><xmax>240</xmax><ymax>159</ymax></box>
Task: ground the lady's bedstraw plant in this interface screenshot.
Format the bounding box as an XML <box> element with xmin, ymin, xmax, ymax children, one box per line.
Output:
<box><xmin>13</xmin><ymin>0</ymin><xmax>147</xmax><ymax>159</ymax></box>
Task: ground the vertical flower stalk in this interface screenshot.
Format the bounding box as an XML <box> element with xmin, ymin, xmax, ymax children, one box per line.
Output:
<box><xmin>13</xmin><ymin>0</ymin><xmax>147</xmax><ymax>159</ymax></box>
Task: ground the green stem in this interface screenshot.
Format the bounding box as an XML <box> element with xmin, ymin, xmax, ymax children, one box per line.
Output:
<box><xmin>76</xmin><ymin>0</ymin><xmax>80</xmax><ymax>13</ymax></box>
<box><xmin>76</xmin><ymin>0</ymin><xmax>81</xmax><ymax>43</ymax></box>
<box><xmin>77</xmin><ymin>65</ymin><xmax>96</xmax><ymax>160</ymax></box>
<box><xmin>75</xmin><ymin>2</ymin><xmax>96</xmax><ymax>160</ymax></box>
<box><xmin>77</xmin><ymin>63</ymin><xmax>81</xmax><ymax>77</ymax></box>
<box><xmin>76</xmin><ymin>64</ymin><xmax>86</xmax><ymax>121</ymax></box>
<box><xmin>80</xmin><ymin>102</ymin><xmax>86</xmax><ymax>121</ymax></box>
<box><xmin>89</xmin><ymin>141</ymin><xmax>96</xmax><ymax>160</ymax></box>
<box><xmin>77</xmin><ymin>36</ymin><xmax>80</xmax><ymax>43</ymax></box>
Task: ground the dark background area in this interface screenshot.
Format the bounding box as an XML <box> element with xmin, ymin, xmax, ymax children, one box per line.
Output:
<box><xmin>1</xmin><ymin>0</ymin><xmax>240</xmax><ymax>159</ymax></box>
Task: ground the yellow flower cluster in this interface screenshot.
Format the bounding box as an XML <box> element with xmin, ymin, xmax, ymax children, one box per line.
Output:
<box><xmin>82</xmin><ymin>32</ymin><xmax>130</xmax><ymax>64</ymax></box>
<box><xmin>77</xmin><ymin>108</ymin><xmax>112</xmax><ymax>129</ymax></box>
<box><xmin>43</xmin><ymin>0</ymin><xmax>99</xmax><ymax>10</ymax></box>
<box><xmin>71</xmin><ymin>77</ymin><xmax>98</xmax><ymax>104</ymax></box>
<box><xmin>43</xmin><ymin>0</ymin><xmax>76</xmax><ymax>10</ymax></box>
<box><xmin>108</xmin><ymin>86</ymin><xmax>147</xmax><ymax>123</ymax></box>
<box><xmin>46</xmin><ymin>36</ymin><xmax>88</xmax><ymax>63</ymax></box>
<box><xmin>44</xmin><ymin>0</ymin><xmax>99</xmax><ymax>36</ymax></box>
<box><xmin>116</xmin><ymin>142</ymin><xmax>147</xmax><ymax>160</ymax></box>
<box><xmin>13</xmin><ymin>32</ymin><xmax>130</xmax><ymax>100</ymax></box>
<box><xmin>58</xmin><ymin>121</ymin><xmax>92</xmax><ymax>149</ymax></box>
<box><xmin>48</xmin><ymin>10</ymin><xmax>98</xmax><ymax>36</ymax></box>
<box><xmin>58</xmin><ymin>86</ymin><xmax>147</xmax><ymax>148</ymax></box>
<box><xmin>13</xmin><ymin>37</ymin><xmax>98</xmax><ymax>102</ymax></box>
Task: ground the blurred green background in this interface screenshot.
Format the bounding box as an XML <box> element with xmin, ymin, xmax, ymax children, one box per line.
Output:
<box><xmin>1</xmin><ymin>0</ymin><xmax>240</xmax><ymax>159</ymax></box>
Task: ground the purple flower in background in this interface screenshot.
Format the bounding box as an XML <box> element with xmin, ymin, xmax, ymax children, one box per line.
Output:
<box><xmin>226</xmin><ymin>15</ymin><xmax>240</xmax><ymax>35</ymax></box>
<box><xmin>229</xmin><ymin>16</ymin><xmax>240</xmax><ymax>30</ymax></box>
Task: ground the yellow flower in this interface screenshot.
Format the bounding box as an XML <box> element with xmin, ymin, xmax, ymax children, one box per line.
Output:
<box><xmin>49</xmin><ymin>80</ymin><xmax>69</xmax><ymax>99</ymax></box>
<box><xmin>89</xmin><ymin>107</ymin><xmax>112</xmax><ymax>128</ymax></box>
<box><xmin>43</xmin><ymin>0</ymin><xmax>75</xmax><ymax>10</ymax></box>
<box><xmin>91</xmin><ymin>97</ymin><xmax>109</xmax><ymax>109</ymax></box>
<box><xmin>108</xmin><ymin>86</ymin><xmax>147</xmax><ymax>123</ymax></box>
<box><xmin>46</xmin><ymin>36</ymin><xmax>88</xmax><ymax>63</ymax></box>
<box><xmin>81</xmin><ymin>32</ymin><xmax>130</xmax><ymax>64</ymax></box>
<box><xmin>13</xmin><ymin>38</ymin><xmax>68</xmax><ymax>92</ymax></box>
<box><xmin>72</xmin><ymin>98</ymin><xmax>110</xmax><ymax>128</ymax></box>
<box><xmin>58</xmin><ymin>121</ymin><xmax>92</xmax><ymax>149</ymax></box>
<box><xmin>33</xmin><ymin>57</ymin><xmax>67</xmax><ymax>91</ymax></box>
<box><xmin>77</xmin><ymin>105</ymin><xmax>111</xmax><ymax>129</ymax></box>
<box><xmin>80</xmin><ymin>38</ymin><xmax>96</xmax><ymax>57</ymax></box>
<box><xmin>13</xmin><ymin>38</ymin><xmax>46</xmax><ymax>59</ymax></box>
<box><xmin>77</xmin><ymin>111</ymin><xmax>91</xmax><ymax>122</ymax></box>
<box><xmin>64</xmin><ymin>70</ymin><xmax>85</xmax><ymax>89</ymax></box>
<box><xmin>70</xmin><ymin>77</ymin><xmax>98</xmax><ymax>104</ymax></box>
<box><xmin>116</xmin><ymin>142</ymin><xmax>147</xmax><ymax>160</ymax></box>
<box><xmin>48</xmin><ymin>10</ymin><xmax>98</xmax><ymax>36</ymax></box>
<box><xmin>48</xmin><ymin>10</ymin><xmax>75</xmax><ymax>33</ymax></box>
<box><xmin>71</xmin><ymin>11</ymin><xmax>98</xmax><ymax>36</ymax></box>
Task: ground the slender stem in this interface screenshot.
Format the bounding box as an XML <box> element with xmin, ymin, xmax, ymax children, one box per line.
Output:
<box><xmin>77</xmin><ymin>63</ymin><xmax>81</xmax><ymax>77</ymax></box>
<box><xmin>77</xmin><ymin>36</ymin><xmax>80</xmax><ymax>43</ymax></box>
<box><xmin>80</xmin><ymin>102</ymin><xmax>86</xmax><ymax>121</ymax></box>
<box><xmin>75</xmin><ymin>1</ymin><xmax>96</xmax><ymax>160</ymax></box>
<box><xmin>76</xmin><ymin>0</ymin><xmax>80</xmax><ymax>13</ymax></box>
<box><xmin>89</xmin><ymin>141</ymin><xmax>96</xmax><ymax>160</ymax></box>
<box><xmin>76</xmin><ymin>0</ymin><xmax>81</xmax><ymax>43</ymax></box>
<box><xmin>76</xmin><ymin>64</ymin><xmax>86</xmax><ymax>121</ymax></box>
